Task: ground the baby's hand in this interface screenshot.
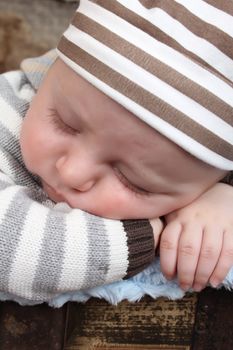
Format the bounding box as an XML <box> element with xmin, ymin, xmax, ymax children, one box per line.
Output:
<box><xmin>160</xmin><ymin>183</ymin><xmax>233</xmax><ymax>291</ymax></box>
<box><xmin>149</xmin><ymin>218</ymin><xmax>164</xmax><ymax>250</ymax></box>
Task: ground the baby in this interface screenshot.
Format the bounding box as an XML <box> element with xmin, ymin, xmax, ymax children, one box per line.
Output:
<box><xmin>20</xmin><ymin>0</ymin><xmax>233</xmax><ymax>293</ymax></box>
<box><xmin>0</xmin><ymin>0</ymin><xmax>232</xmax><ymax>302</ymax></box>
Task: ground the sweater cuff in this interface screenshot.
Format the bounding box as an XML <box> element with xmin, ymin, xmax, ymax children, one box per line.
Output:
<box><xmin>122</xmin><ymin>219</ymin><xmax>155</xmax><ymax>278</ymax></box>
<box><xmin>220</xmin><ymin>171</ymin><xmax>233</xmax><ymax>186</ymax></box>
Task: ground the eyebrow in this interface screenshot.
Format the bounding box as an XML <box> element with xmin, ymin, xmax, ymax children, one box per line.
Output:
<box><xmin>55</xmin><ymin>89</ymin><xmax>83</xmax><ymax>123</ymax></box>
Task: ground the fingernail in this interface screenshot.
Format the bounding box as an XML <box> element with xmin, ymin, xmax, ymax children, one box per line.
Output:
<box><xmin>165</xmin><ymin>275</ymin><xmax>173</xmax><ymax>281</ymax></box>
<box><xmin>193</xmin><ymin>284</ymin><xmax>203</xmax><ymax>292</ymax></box>
<box><xmin>180</xmin><ymin>284</ymin><xmax>190</xmax><ymax>291</ymax></box>
<box><xmin>210</xmin><ymin>280</ymin><xmax>219</xmax><ymax>288</ymax></box>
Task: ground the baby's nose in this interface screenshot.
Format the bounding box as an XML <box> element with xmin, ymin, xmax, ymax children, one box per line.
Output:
<box><xmin>74</xmin><ymin>180</ymin><xmax>95</xmax><ymax>192</ymax></box>
<box><xmin>56</xmin><ymin>155</ymin><xmax>97</xmax><ymax>192</ymax></box>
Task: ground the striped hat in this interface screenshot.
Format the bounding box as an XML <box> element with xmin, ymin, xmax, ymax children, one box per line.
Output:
<box><xmin>57</xmin><ymin>0</ymin><xmax>233</xmax><ymax>170</ymax></box>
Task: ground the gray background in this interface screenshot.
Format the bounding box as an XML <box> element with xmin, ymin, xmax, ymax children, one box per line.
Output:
<box><xmin>0</xmin><ymin>0</ymin><xmax>79</xmax><ymax>72</ymax></box>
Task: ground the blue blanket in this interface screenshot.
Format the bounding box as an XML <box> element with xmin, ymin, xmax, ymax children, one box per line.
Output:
<box><xmin>1</xmin><ymin>257</ymin><xmax>232</xmax><ymax>307</ymax></box>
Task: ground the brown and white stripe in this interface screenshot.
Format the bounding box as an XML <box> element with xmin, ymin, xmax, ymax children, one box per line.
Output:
<box><xmin>57</xmin><ymin>0</ymin><xmax>233</xmax><ymax>170</ymax></box>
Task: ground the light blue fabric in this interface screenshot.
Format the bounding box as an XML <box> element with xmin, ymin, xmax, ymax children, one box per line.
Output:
<box><xmin>1</xmin><ymin>257</ymin><xmax>232</xmax><ymax>307</ymax></box>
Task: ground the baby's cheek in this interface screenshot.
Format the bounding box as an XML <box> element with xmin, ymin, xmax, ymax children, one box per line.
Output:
<box><xmin>94</xmin><ymin>189</ymin><xmax>134</xmax><ymax>219</ymax></box>
<box><xmin>107</xmin><ymin>193</ymin><xmax>152</xmax><ymax>219</ymax></box>
<box><xmin>20</xmin><ymin>131</ymin><xmax>47</xmax><ymax>176</ymax></box>
<box><xmin>20</xmin><ymin>131</ymin><xmax>33</xmax><ymax>170</ymax></box>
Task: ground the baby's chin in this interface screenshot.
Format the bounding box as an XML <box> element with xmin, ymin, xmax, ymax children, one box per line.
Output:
<box><xmin>41</xmin><ymin>182</ymin><xmax>148</xmax><ymax>220</ymax></box>
<box><xmin>42</xmin><ymin>180</ymin><xmax>66</xmax><ymax>203</ymax></box>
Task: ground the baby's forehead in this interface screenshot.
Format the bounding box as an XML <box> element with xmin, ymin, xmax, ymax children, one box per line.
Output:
<box><xmin>48</xmin><ymin>59</ymin><xmax>228</xmax><ymax>179</ymax></box>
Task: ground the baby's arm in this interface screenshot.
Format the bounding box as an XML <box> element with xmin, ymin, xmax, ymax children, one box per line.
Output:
<box><xmin>160</xmin><ymin>181</ymin><xmax>233</xmax><ymax>291</ymax></box>
<box><xmin>0</xmin><ymin>168</ymin><xmax>157</xmax><ymax>302</ymax></box>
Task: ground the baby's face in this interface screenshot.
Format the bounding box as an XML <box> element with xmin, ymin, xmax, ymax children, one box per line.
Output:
<box><xmin>20</xmin><ymin>59</ymin><xmax>225</xmax><ymax>219</ymax></box>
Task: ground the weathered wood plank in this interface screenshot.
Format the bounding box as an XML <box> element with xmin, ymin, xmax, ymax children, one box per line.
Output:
<box><xmin>192</xmin><ymin>287</ymin><xmax>233</xmax><ymax>350</ymax></box>
<box><xmin>67</xmin><ymin>342</ymin><xmax>189</xmax><ymax>350</ymax></box>
<box><xmin>65</xmin><ymin>295</ymin><xmax>197</xmax><ymax>350</ymax></box>
<box><xmin>0</xmin><ymin>301</ymin><xmax>67</xmax><ymax>350</ymax></box>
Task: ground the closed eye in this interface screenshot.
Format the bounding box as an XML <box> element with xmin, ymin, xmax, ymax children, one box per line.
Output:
<box><xmin>47</xmin><ymin>108</ymin><xmax>78</xmax><ymax>135</ymax></box>
<box><xmin>114</xmin><ymin>167</ymin><xmax>151</xmax><ymax>197</ymax></box>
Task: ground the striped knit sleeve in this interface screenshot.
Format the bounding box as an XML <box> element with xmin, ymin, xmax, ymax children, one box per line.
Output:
<box><xmin>0</xmin><ymin>170</ymin><xmax>154</xmax><ymax>302</ymax></box>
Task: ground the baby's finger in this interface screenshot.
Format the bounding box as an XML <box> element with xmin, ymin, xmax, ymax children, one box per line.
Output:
<box><xmin>160</xmin><ymin>221</ymin><xmax>182</xmax><ymax>279</ymax></box>
<box><xmin>210</xmin><ymin>229</ymin><xmax>233</xmax><ymax>287</ymax></box>
<box><xmin>193</xmin><ymin>226</ymin><xmax>223</xmax><ymax>291</ymax></box>
<box><xmin>149</xmin><ymin>218</ymin><xmax>164</xmax><ymax>249</ymax></box>
<box><xmin>177</xmin><ymin>223</ymin><xmax>203</xmax><ymax>291</ymax></box>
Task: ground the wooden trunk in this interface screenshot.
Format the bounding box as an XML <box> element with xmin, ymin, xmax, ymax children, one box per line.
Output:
<box><xmin>0</xmin><ymin>287</ymin><xmax>232</xmax><ymax>349</ymax></box>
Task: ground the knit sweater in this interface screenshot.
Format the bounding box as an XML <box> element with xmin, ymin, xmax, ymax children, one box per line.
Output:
<box><xmin>0</xmin><ymin>50</ymin><xmax>155</xmax><ymax>302</ymax></box>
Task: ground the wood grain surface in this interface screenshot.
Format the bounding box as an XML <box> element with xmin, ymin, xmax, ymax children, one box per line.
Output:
<box><xmin>65</xmin><ymin>295</ymin><xmax>197</xmax><ymax>350</ymax></box>
<box><xmin>0</xmin><ymin>288</ymin><xmax>233</xmax><ymax>349</ymax></box>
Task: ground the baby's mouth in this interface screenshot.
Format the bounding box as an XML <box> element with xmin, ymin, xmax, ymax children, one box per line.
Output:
<box><xmin>42</xmin><ymin>180</ymin><xmax>65</xmax><ymax>203</ymax></box>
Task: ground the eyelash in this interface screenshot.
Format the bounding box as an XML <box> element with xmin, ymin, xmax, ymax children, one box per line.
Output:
<box><xmin>114</xmin><ymin>168</ymin><xmax>150</xmax><ymax>197</ymax></box>
<box><xmin>48</xmin><ymin>109</ymin><xmax>78</xmax><ymax>136</ymax></box>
